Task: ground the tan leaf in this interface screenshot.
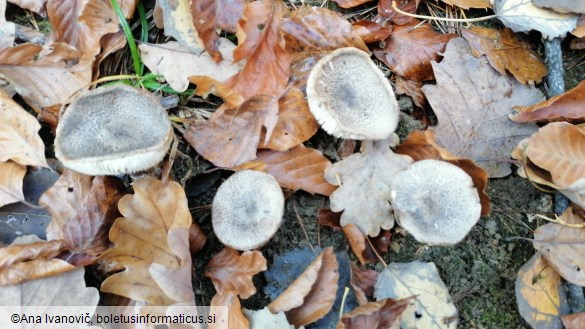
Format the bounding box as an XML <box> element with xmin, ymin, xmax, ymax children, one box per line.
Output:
<box><xmin>236</xmin><ymin>144</ymin><xmax>335</xmax><ymax>196</ymax></box>
<box><xmin>324</xmin><ymin>137</ymin><xmax>414</xmax><ymax>236</ymax></box>
<box><xmin>423</xmin><ymin>37</ymin><xmax>544</xmax><ymax>177</ymax></box>
<box><xmin>228</xmin><ymin>0</ymin><xmax>289</xmax><ymax>99</ymax></box>
<box><xmin>350</xmin><ymin>264</ymin><xmax>379</xmax><ymax>305</ymax></box>
<box><xmin>342</xmin><ymin>224</ymin><xmax>369</xmax><ymax>265</ymax></box>
<box><xmin>376</xmin><ymin>0</ymin><xmax>422</xmax><ymax>25</ymax></box>
<box><xmin>158</xmin><ymin>0</ymin><xmax>204</xmax><ymax>54</ymax></box>
<box><xmin>184</xmin><ymin>95</ymin><xmax>278</xmax><ymax>168</ymax></box>
<box><xmin>374</xmin><ymin>20</ymin><xmax>456</xmax><ymax>82</ymax></box>
<box><xmin>461</xmin><ymin>27</ymin><xmax>546</xmax><ymax>84</ymax></box>
<box><xmin>205</xmin><ymin>248</ymin><xmax>267</xmax><ymax>299</ymax></box>
<box><xmin>338</xmin><ymin>298</ymin><xmax>408</xmax><ymax>329</ymax></box>
<box><xmin>100</xmin><ymin>177</ymin><xmax>194</xmax><ymax>305</ymax></box>
<box><xmin>511</xmin><ymin>80</ymin><xmax>585</xmax><ymax>123</ymax></box>
<box><xmin>210</xmin><ymin>293</ymin><xmax>249</xmax><ymax>329</ymax></box>
<box><xmin>0</xmin><ymin>161</ymin><xmax>26</xmax><ymax>208</ymax></box>
<box><xmin>440</xmin><ymin>0</ymin><xmax>491</xmax><ymax>9</ymax></box>
<box><xmin>516</xmin><ymin>254</ymin><xmax>566</xmax><ymax>329</ymax></box>
<box><xmin>139</xmin><ymin>39</ymin><xmax>243</xmax><ymax>93</ymax></box>
<box><xmin>563</xmin><ymin>313</ymin><xmax>585</xmax><ymax>329</ymax></box>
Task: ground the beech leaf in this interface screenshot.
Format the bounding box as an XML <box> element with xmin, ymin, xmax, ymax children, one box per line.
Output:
<box><xmin>0</xmin><ymin>161</ymin><xmax>26</xmax><ymax>208</ymax></box>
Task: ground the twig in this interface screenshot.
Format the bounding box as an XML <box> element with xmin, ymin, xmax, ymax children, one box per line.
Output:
<box><xmin>366</xmin><ymin>236</ymin><xmax>387</xmax><ymax>267</ymax></box>
<box><xmin>293</xmin><ymin>199</ymin><xmax>316</xmax><ymax>255</ymax></box>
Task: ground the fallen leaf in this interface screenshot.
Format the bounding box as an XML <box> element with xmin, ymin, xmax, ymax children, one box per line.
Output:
<box><xmin>374</xmin><ymin>20</ymin><xmax>456</xmax><ymax>82</ymax></box>
<box><xmin>533</xmin><ymin>0</ymin><xmax>585</xmax><ymax>14</ymax></box>
<box><xmin>189</xmin><ymin>222</ymin><xmax>206</xmax><ymax>254</ymax></box>
<box><xmin>0</xmin><ymin>0</ymin><xmax>15</xmax><ymax>47</ymax></box>
<box><xmin>236</xmin><ymin>144</ymin><xmax>336</xmax><ymax>196</ymax></box>
<box><xmin>572</xmin><ymin>15</ymin><xmax>585</xmax><ymax>37</ymax></box>
<box><xmin>0</xmin><ymin>161</ymin><xmax>27</xmax><ymax>208</ymax></box>
<box><xmin>243</xmin><ymin>307</ymin><xmax>296</xmax><ymax>329</ymax></box>
<box><xmin>352</xmin><ymin>20</ymin><xmax>393</xmax><ymax>44</ymax></box>
<box><xmin>228</xmin><ymin>0</ymin><xmax>289</xmax><ymax>99</ymax></box>
<box><xmin>510</xmin><ymin>80</ymin><xmax>585</xmax><ymax>123</ymax></box>
<box><xmin>422</xmin><ymin>37</ymin><xmax>544</xmax><ymax>177</ymax></box>
<box><xmin>184</xmin><ymin>95</ymin><xmax>278</xmax><ymax>168</ymax></box>
<box><xmin>189</xmin><ymin>75</ymin><xmax>244</xmax><ymax>109</ymax></box>
<box><xmin>100</xmin><ymin>177</ymin><xmax>194</xmax><ymax>305</ymax></box>
<box><xmin>7</xmin><ymin>0</ymin><xmax>47</xmax><ymax>16</ymax></box>
<box><xmin>563</xmin><ymin>313</ymin><xmax>585</xmax><ymax>329</ymax></box>
<box><xmin>269</xmin><ymin>247</ymin><xmax>339</xmax><ymax>327</ymax></box>
<box><xmin>139</xmin><ymin>39</ymin><xmax>243</xmax><ymax>93</ymax></box>
<box><xmin>350</xmin><ymin>264</ymin><xmax>379</xmax><ymax>305</ymax></box>
<box><xmin>332</xmin><ymin>0</ymin><xmax>375</xmax><ymax>9</ymax></box>
<box><xmin>461</xmin><ymin>27</ymin><xmax>547</xmax><ymax>84</ymax></box>
<box><xmin>205</xmin><ymin>248</ymin><xmax>267</xmax><ymax>299</ymax></box>
<box><xmin>440</xmin><ymin>0</ymin><xmax>491</xmax><ymax>9</ymax></box>
<box><xmin>210</xmin><ymin>293</ymin><xmax>248</xmax><ymax>329</ymax></box>
<box><xmin>516</xmin><ymin>254</ymin><xmax>568</xmax><ymax>329</ymax></box>
<box><xmin>394</xmin><ymin>76</ymin><xmax>426</xmax><ymax>108</ymax></box>
<box><xmin>324</xmin><ymin>137</ymin><xmax>414</xmax><ymax>236</ymax></box>
<box><xmin>338</xmin><ymin>298</ymin><xmax>409</xmax><ymax>329</ymax></box>
<box><xmin>374</xmin><ymin>261</ymin><xmax>458</xmax><ymax>329</ymax></box>
<box><xmin>157</xmin><ymin>0</ymin><xmax>204</xmax><ymax>54</ymax></box>
<box><xmin>377</xmin><ymin>0</ymin><xmax>421</xmax><ymax>25</ymax></box>
<box><xmin>493</xmin><ymin>0</ymin><xmax>578</xmax><ymax>39</ymax></box>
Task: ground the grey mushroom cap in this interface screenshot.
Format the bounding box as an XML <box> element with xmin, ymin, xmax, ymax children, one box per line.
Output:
<box><xmin>306</xmin><ymin>47</ymin><xmax>400</xmax><ymax>140</ymax></box>
<box><xmin>54</xmin><ymin>84</ymin><xmax>173</xmax><ymax>175</ymax></box>
<box><xmin>212</xmin><ymin>170</ymin><xmax>284</xmax><ymax>251</ymax></box>
<box><xmin>390</xmin><ymin>159</ymin><xmax>481</xmax><ymax>246</ymax></box>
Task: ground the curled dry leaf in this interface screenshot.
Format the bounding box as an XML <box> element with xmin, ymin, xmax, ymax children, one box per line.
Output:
<box><xmin>0</xmin><ymin>161</ymin><xmax>26</xmax><ymax>208</ymax></box>
<box><xmin>516</xmin><ymin>254</ymin><xmax>568</xmax><ymax>329</ymax></box>
<box><xmin>338</xmin><ymin>298</ymin><xmax>409</xmax><ymax>329</ymax></box>
<box><xmin>189</xmin><ymin>222</ymin><xmax>206</xmax><ymax>254</ymax></box>
<box><xmin>100</xmin><ymin>177</ymin><xmax>194</xmax><ymax>305</ymax></box>
<box><xmin>205</xmin><ymin>248</ymin><xmax>267</xmax><ymax>299</ymax></box>
<box><xmin>374</xmin><ymin>20</ymin><xmax>456</xmax><ymax>82</ymax></box>
<box><xmin>440</xmin><ymin>0</ymin><xmax>491</xmax><ymax>9</ymax></box>
<box><xmin>350</xmin><ymin>264</ymin><xmax>379</xmax><ymax>305</ymax></box>
<box><xmin>376</xmin><ymin>0</ymin><xmax>421</xmax><ymax>25</ymax></box>
<box><xmin>511</xmin><ymin>80</ymin><xmax>585</xmax><ymax>123</ymax></box>
<box><xmin>324</xmin><ymin>137</ymin><xmax>413</xmax><ymax>237</ymax></box>
<box><xmin>423</xmin><ymin>38</ymin><xmax>544</xmax><ymax>177</ymax></box>
<box><xmin>269</xmin><ymin>247</ymin><xmax>339</xmax><ymax>327</ymax></box>
<box><xmin>158</xmin><ymin>0</ymin><xmax>204</xmax><ymax>54</ymax></box>
<box><xmin>210</xmin><ymin>293</ymin><xmax>248</xmax><ymax>329</ymax></box>
<box><xmin>461</xmin><ymin>27</ymin><xmax>547</xmax><ymax>84</ymax></box>
<box><xmin>236</xmin><ymin>144</ymin><xmax>335</xmax><ymax>196</ymax></box>
<box><xmin>352</xmin><ymin>20</ymin><xmax>393</xmax><ymax>44</ymax></box>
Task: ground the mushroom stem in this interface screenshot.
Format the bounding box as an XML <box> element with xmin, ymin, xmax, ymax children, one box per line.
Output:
<box><xmin>390</xmin><ymin>1</ymin><xmax>497</xmax><ymax>23</ymax></box>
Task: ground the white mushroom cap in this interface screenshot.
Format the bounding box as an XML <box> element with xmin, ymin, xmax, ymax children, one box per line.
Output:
<box><xmin>306</xmin><ymin>47</ymin><xmax>400</xmax><ymax>140</ymax></box>
<box><xmin>212</xmin><ymin>170</ymin><xmax>284</xmax><ymax>251</ymax></box>
<box><xmin>55</xmin><ymin>84</ymin><xmax>173</xmax><ymax>175</ymax></box>
<box><xmin>390</xmin><ymin>159</ymin><xmax>481</xmax><ymax>245</ymax></box>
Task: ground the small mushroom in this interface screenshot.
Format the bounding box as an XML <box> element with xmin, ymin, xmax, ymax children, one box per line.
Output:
<box><xmin>390</xmin><ymin>159</ymin><xmax>481</xmax><ymax>245</ymax></box>
<box><xmin>54</xmin><ymin>84</ymin><xmax>173</xmax><ymax>175</ymax></box>
<box><xmin>306</xmin><ymin>47</ymin><xmax>400</xmax><ymax>140</ymax></box>
<box><xmin>212</xmin><ymin>170</ymin><xmax>284</xmax><ymax>251</ymax></box>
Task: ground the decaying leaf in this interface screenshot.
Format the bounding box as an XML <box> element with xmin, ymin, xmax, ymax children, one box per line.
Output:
<box><xmin>324</xmin><ymin>137</ymin><xmax>413</xmax><ymax>237</ymax></box>
<box><xmin>158</xmin><ymin>0</ymin><xmax>205</xmax><ymax>54</ymax></box>
<box><xmin>493</xmin><ymin>0</ymin><xmax>578</xmax><ymax>39</ymax></box>
<box><xmin>516</xmin><ymin>254</ymin><xmax>568</xmax><ymax>329</ymax></box>
<box><xmin>374</xmin><ymin>262</ymin><xmax>458</xmax><ymax>329</ymax></box>
<box><xmin>139</xmin><ymin>39</ymin><xmax>243</xmax><ymax>92</ymax></box>
<box><xmin>377</xmin><ymin>0</ymin><xmax>421</xmax><ymax>25</ymax></box>
<box><xmin>0</xmin><ymin>161</ymin><xmax>26</xmax><ymax>208</ymax></box>
<box><xmin>210</xmin><ymin>293</ymin><xmax>249</xmax><ymax>329</ymax></box>
<box><xmin>243</xmin><ymin>307</ymin><xmax>296</xmax><ymax>329</ymax></box>
<box><xmin>100</xmin><ymin>177</ymin><xmax>194</xmax><ymax>305</ymax></box>
<box><xmin>440</xmin><ymin>0</ymin><xmax>491</xmax><ymax>9</ymax></box>
<box><xmin>374</xmin><ymin>20</ymin><xmax>456</xmax><ymax>82</ymax></box>
<box><xmin>338</xmin><ymin>298</ymin><xmax>409</xmax><ymax>329</ymax></box>
<box><xmin>423</xmin><ymin>37</ymin><xmax>544</xmax><ymax>177</ymax></box>
<box><xmin>511</xmin><ymin>80</ymin><xmax>585</xmax><ymax>123</ymax></box>
<box><xmin>205</xmin><ymin>248</ymin><xmax>267</xmax><ymax>299</ymax></box>
<box><xmin>461</xmin><ymin>27</ymin><xmax>547</xmax><ymax>84</ymax></box>
<box><xmin>351</xmin><ymin>264</ymin><xmax>379</xmax><ymax>305</ymax></box>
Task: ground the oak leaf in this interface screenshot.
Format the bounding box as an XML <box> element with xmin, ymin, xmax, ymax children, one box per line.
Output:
<box><xmin>337</xmin><ymin>298</ymin><xmax>409</xmax><ymax>329</ymax></box>
<box><xmin>461</xmin><ymin>27</ymin><xmax>547</xmax><ymax>84</ymax></box>
<box><xmin>324</xmin><ymin>137</ymin><xmax>413</xmax><ymax>237</ymax></box>
<box><xmin>440</xmin><ymin>0</ymin><xmax>491</xmax><ymax>9</ymax></box>
<box><xmin>100</xmin><ymin>177</ymin><xmax>194</xmax><ymax>305</ymax></box>
<box><xmin>374</xmin><ymin>20</ymin><xmax>456</xmax><ymax>82</ymax></box>
<box><xmin>157</xmin><ymin>0</ymin><xmax>204</xmax><ymax>54</ymax></box>
<box><xmin>510</xmin><ymin>80</ymin><xmax>585</xmax><ymax>123</ymax></box>
<box><xmin>204</xmin><ymin>248</ymin><xmax>267</xmax><ymax>299</ymax></box>
<box><xmin>423</xmin><ymin>37</ymin><xmax>544</xmax><ymax>177</ymax></box>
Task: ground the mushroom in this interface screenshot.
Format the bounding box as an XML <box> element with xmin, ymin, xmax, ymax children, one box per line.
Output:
<box><xmin>212</xmin><ymin>170</ymin><xmax>284</xmax><ymax>251</ymax></box>
<box><xmin>54</xmin><ymin>84</ymin><xmax>173</xmax><ymax>175</ymax></box>
<box><xmin>306</xmin><ymin>47</ymin><xmax>400</xmax><ymax>140</ymax></box>
<box><xmin>390</xmin><ymin>159</ymin><xmax>481</xmax><ymax>245</ymax></box>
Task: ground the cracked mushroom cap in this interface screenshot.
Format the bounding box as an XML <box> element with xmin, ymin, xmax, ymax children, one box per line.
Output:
<box><xmin>390</xmin><ymin>159</ymin><xmax>481</xmax><ymax>245</ymax></box>
<box><xmin>55</xmin><ymin>84</ymin><xmax>173</xmax><ymax>175</ymax></box>
<box><xmin>212</xmin><ymin>170</ymin><xmax>284</xmax><ymax>251</ymax></box>
<box><xmin>306</xmin><ymin>47</ymin><xmax>400</xmax><ymax>140</ymax></box>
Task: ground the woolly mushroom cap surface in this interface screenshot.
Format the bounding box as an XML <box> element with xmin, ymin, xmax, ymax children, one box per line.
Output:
<box><xmin>55</xmin><ymin>84</ymin><xmax>172</xmax><ymax>175</ymax></box>
<box><xmin>212</xmin><ymin>170</ymin><xmax>284</xmax><ymax>251</ymax></box>
<box><xmin>306</xmin><ymin>47</ymin><xmax>399</xmax><ymax>140</ymax></box>
<box><xmin>390</xmin><ymin>159</ymin><xmax>481</xmax><ymax>245</ymax></box>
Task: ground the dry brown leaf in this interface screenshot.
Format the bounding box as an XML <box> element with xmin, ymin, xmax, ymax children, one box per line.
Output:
<box><xmin>516</xmin><ymin>254</ymin><xmax>567</xmax><ymax>329</ymax></box>
<box><xmin>189</xmin><ymin>222</ymin><xmax>207</xmax><ymax>254</ymax></box>
<box><xmin>440</xmin><ymin>0</ymin><xmax>491</xmax><ymax>9</ymax></box>
<box><xmin>350</xmin><ymin>264</ymin><xmax>379</xmax><ymax>305</ymax></box>
<box><xmin>423</xmin><ymin>37</ymin><xmax>544</xmax><ymax>177</ymax></box>
<box><xmin>352</xmin><ymin>20</ymin><xmax>393</xmax><ymax>44</ymax></box>
<box><xmin>139</xmin><ymin>39</ymin><xmax>243</xmax><ymax>93</ymax></box>
<box><xmin>332</xmin><ymin>0</ymin><xmax>374</xmax><ymax>8</ymax></box>
<box><xmin>0</xmin><ymin>161</ymin><xmax>26</xmax><ymax>208</ymax></box>
<box><xmin>377</xmin><ymin>0</ymin><xmax>421</xmax><ymax>25</ymax></box>
<box><xmin>100</xmin><ymin>177</ymin><xmax>194</xmax><ymax>305</ymax></box>
<box><xmin>205</xmin><ymin>247</ymin><xmax>267</xmax><ymax>299</ymax></box>
<box><xmin>210</xmin><ymin>293</ymin><xmax>249</xmax><ymax>329</ymax></box>
<box><xmin>158</xmin><ymin>0</ymin><xmax>204</xmax><ymax>54</ymax></box>
<box><xmin>227</xmin><ymin>0</ymin><xmax>289</xmax><ymax>99</ymax></box>
<box><xmin>461</xmin><ymin>27</ymin><xmax>547</xmax><ymax>84</ymax></box>
<box><xmin>324</xmin><ymin>137</ymin><xmax>414</xmax><ymax>237</ymax></box>
<box><xmin>236</xmin><ymin>144</ymin><xmax>335</xmax><ymax>196</ymax></box>
<box><xmin>374</xmin><ymin>20</ymin><xmax>456</xmax><ymax>82</ymax></box>
<box><xmin>394</xmin><ymin>76</ymin><xmax>426</xmax><ymax>108</ymax></box>
<box><xmin>269</xmin><ymin>247</ymin><xmax>339</xmax><ymax>327</ymax></box>
<box><xmin>511</xmin><ymin>80</ymin><xmax>585</xmax><ymax>123</ymax></box>
<box><xmin>184</xmin><ymin>95</ymin><xmax>278</xmax><ymax>168</ymax></box>
<box><xmin>281</xmin><ymin>6</ymin><xmax>368</xmax><ymax>90</ymax></box>
<box><xmin>189</xmin><ymin>76</ymin><xmax>244</xmax><ymax>109</ymax></box>
<box><xmin>342</xmin><ymin>224</ymin><xmax>369</xmax><ymax>265</ymax></box>
<box><xmin>563</xmin><ymin>313</ymin><xmax>585</xmax><ymax>329</ymax></box>
<box><xmin>337</xmin><ymin>298</ymin><xmax>408</xmax><ymax>329</ymax></box>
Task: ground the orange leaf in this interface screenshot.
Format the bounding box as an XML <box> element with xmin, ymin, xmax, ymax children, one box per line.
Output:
<box><xmin>204</xmin><ymin>248</ymin><xmax>267</xmax><ymax>299</ymax></box>
<box><xmin>210</xmin><ymin>293</ymin><xmax>249</xmax><ymax>329</ymax></box>
<box><xmin>338</xmin><ymin>298</ymin><xmax>408</xmax><ymax>329</ymax></box>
